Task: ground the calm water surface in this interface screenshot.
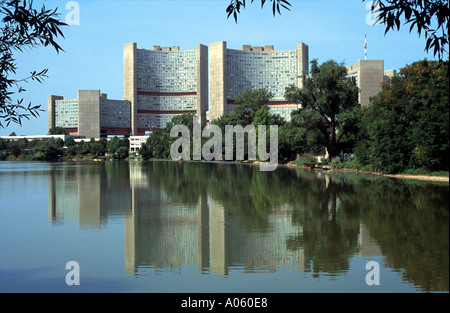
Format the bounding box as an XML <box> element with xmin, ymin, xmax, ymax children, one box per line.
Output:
<box><xmin>0</xmin><ymin>161</ymin><xmax>448</xmax><ymax>293</ymax></box>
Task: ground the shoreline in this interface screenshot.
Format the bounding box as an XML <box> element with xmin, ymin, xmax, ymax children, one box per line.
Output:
<box><xmin>2</xmin><ymin>157</ymin><xmax>448</xmax><ymax>183</ymax></box>
<box><xmin>284</xmin><ymin>163</ymin><xmax>449</xmax><ymax>183</ymax></box>
<box><xmin>331</xmin><ymin>168</ymin><xmax>449</xmax><ymax>183</ymax></box>
<box><xmin>275</xmin><ymin>161</ymin><xmax>449</xmax><ymax>183</ymax></box>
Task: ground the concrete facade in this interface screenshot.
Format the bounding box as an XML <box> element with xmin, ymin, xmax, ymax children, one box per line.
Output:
<box><xmin>208</xmin><ymin>41</ymin><xmax>309</xmax><ymax>122</ymax></box>
<box><xmin>47</xmin><ymin>42</ymin><xmax>396</xmax><ymax>139</ymax></box>
<box><xmin>48</xmin><ymin>95</ymin><xmax>63</xmax><ymax>132</ymax></box>
<box><xmin>124</xmin><ymin>43</ymin><xmax>208</xmax><ymax>135</ymax></box>
<box><xmin>346</xmin><ymin>60</ymin><xmax>395</xmax><ymax>106</ymax></box>
<box><xmin>78</xmin><ymin>90</ymin><xmax>101</xmax><ymax>139</ymax></box>
<box><xmin>297</xmin><ymin>42</ymin><xmax>309</xmax><ymax>89</ymax></box>
<box><xmin>208</xmin><ymin>41</ymin><xmax>227</xmax><ymax>122</ymax></box>
<box><xmin>124</xmin><ymin>43</ymin><xmax>138</xmax><ymax>135</ymax></box>
<box><xmin>48</xmin><ymin>90</ymin><xmax>131</xmax><ymax>139</ymax></box>
<box><xmin>196</xmin><ymin>44</ymin><xmax>209</xmax><ymax>119</ymax></box>
<box><xmin>129</xmin><ymin>135</ymin><xmax>149</xmax><ymax>153</ymax></box>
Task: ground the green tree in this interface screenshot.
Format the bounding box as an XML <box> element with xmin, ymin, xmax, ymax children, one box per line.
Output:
<box><xmin>107</xmin><ymin>137</ymin><xmax>128</xmax><ymax>157</ymax></box>
<box><xmin>226</xmin><ymin>0</ymin><xmax>291</xmax><ymax>22</ymax></box>
<box><xmin>107</xmin><ymin>137</ymin><xmax>129</xmax><ymax>159</ymax></box>
<box><xmin>66</xmin><ymin>145</ymin><xmax>77</xmax><ymax>156</ymax></box>
<box><xmin>115</xmin><ymin>146</ymin><xmax>128</xmax><ymax>160</ymax></box>
<box><xmin>89</xmin><ymin>142</ymin><xmax>105</xmax><ymax>156</ymax></box>
<box><xmin>226</xmin><ymin>1</ymin><xmax>448</xmax><ymax>66</ymax></box>
<box><xmin>139</xmin><ymin>113</ymin><xmax>203</xmax><ymax>160</ymax></box>
<box><xmin>145</xmin><ymin>130</ymin><xmax>170</xmax><ymax>159</ymax></box>
<box><xmin>212</xmin><ymin>88</ymin><xmax>283</xmax><ymax>161</ymax></box>
<box><xmin>214</xmin><ymin>88</ymin><xmax>275</xmax><ymax>127</ymax></box>
<box><xmin>367</xmin><ymin>0</ymin><xmax>449</xmax><ymax>63</ymax></box>
<box><xmin>1</xmin><ymin>0</ymin><xmax>67</xmax><ymax>128</ymax></box>
<box><xmin>48</xmin><ymin>126</ymin><xmax>68</xmax><ymax>135</ymax></box>
<box><xmin>77</xmin><ymin>140</ymin><xmax>89</xmax><ymax>155</ymax></box>
<box><xmin>285</xmin><ymin>59</ymin><xmax>360</xmax><ymax>160</ymax></box>
<box><xmin>357</xmin><ymin>60</ymin><xmax>449</xmax><ymax>173</ymax></box>
<box><xmin>11</xmin><ymin>144</ymin><xmax>20</xmax><ymax>157</ymax></box>
<box><xmin>0</xmin><ymin>137</ymin><xmax>6</xmax><ymax>150</ymax></box>
<box><xmin>277</xmin><ymin>108</ymin><xmax>329</xmax><ymax>161</ymax></box>
<box><xmin>32</xmin><ymin>137</ymin><xmax>63</xmax><ymax>161</ymax></box>
<box><xmin>64</xmin><ymin>136</ymin><xmax>75</xmax><ymax>147</ymax></box>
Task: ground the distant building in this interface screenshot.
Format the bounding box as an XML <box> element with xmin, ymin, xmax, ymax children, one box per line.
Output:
<box><xmin>46</xmin><ymin>43</ymin><xmax>395</xmax><ymax>140</ymax></box>
<box><xmin>346</xmin><ymin>60</ymin><xmax>396</xmax><ymax>106</ymax></box>
<box><xmin>48</xmin><ymin>90</ymin><xmax>131</xmax><ymax>139</ymax></box>
<box><xmin>124</xmin><ymin>43</ymin><xmax>208</xmax><ymax>135</ymax></box>
<box><xmin>208</xmin><ymin>41</ymin><xmax>309</xmax><ymax>122</ymax></box>
<box><xmin>129</xmin><ymin>135</ymin><xmax>149</xmax><ymax>154</ymax></box>
<box><xmin>0</xmin><ymin>134</ymin><xmax>69</xmax><ymax>141</ymax></box>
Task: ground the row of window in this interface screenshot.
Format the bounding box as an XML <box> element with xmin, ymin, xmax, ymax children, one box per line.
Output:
<box><xmin>137</xmin><ymin>50</ymin><xmax>197</xmax><ymax>92</ymax></box>
<box><xmin>226</xmin><ymin>50</ymin><xmax>297</xmax><ymax>99</ymax></box>
<box><xmin>137</xmin><ymin>113</ymin><xmax>179</xmax><ymax>129</ymax></box>
<box><xmin>55</xmin><ymin>100</ymin><xmax>78</xmax><ymax>128</ymax></box>
<box><xmin>137</xmin><ymin>95</ymin><xmax>197</xmax><ymax>111</ymax></box>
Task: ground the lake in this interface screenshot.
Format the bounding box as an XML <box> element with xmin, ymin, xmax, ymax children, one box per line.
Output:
<box><xmin>0</xmin><ymin>161</ymin><xmax>448</xmax><ymax>293</ymax></box>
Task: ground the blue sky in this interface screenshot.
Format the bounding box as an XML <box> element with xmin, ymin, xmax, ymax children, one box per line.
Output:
<box><xmin>1</xmin><ymin>0</ymin><xmax>437</xmax><ymax>136</ymax></box>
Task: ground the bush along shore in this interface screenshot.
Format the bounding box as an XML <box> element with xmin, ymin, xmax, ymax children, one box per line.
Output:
<box><xmin>2</xmin><ymin>60</ymin><xmax>448</xmax><ymax>182</ymax></box>
<box><xmin>137</xmin><ymin>60</ymin><xmax>449</xmax><ymax>182</ymax></box>
<box><xmin>0</xmin><ymin>136</ymin><xmax>447</xmax><ymax>182</ymax></box>
<box><xmin>287</xmin><ymin>154</ymin><xmax>448</xmax><ymax>183</ymax></box>
<box><xmin>0</xmin><ymin>136</ymin><xmax>130</xmax><ymax>162</ymax></box>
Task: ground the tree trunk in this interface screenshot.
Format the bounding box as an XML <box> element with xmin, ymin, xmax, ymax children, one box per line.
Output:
<box><xmin>328</xmin><ymin>121</ymin><xmax>338</xmax><ymax>160</ymax></box>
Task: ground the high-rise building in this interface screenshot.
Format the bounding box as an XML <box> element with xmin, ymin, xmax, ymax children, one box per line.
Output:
<box><xmin>208</xmin><ymin>41</ymin><xmax>309</xmax><ymax>122</ymax></box>
<box><xmin>48</xmin><ymin>90</ymin><xmax>131</xmax><ymax>139</ymax></box>
<box><xmin>346</xmin><ymin>60</ymin><xmax>396</xmax><ymax>106</ymax></box>
<box><xmin>48</xmin><ymin>42</ymin><xmax>396</xmax><ymax>140</ymax></box>
<box><xmin>124</xmin><ymin>43</ymin><xmax>208</xmax><ymax>135</ymax></box>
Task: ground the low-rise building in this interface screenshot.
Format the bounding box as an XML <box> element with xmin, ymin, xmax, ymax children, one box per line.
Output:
<box><xmin>129</xmin><ymin>135</ymin><xmax>149</xmax><ymax>154</ymax></box>
<box><xmin>48</xmin><ymin>90</ymin><xmax>131</xmax><ymax>139</ymax></box>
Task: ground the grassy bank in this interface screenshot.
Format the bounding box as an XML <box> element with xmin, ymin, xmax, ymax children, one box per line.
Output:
<box><xmin>288</xmin><ymin>154</ymin><xmax>449</xmax><ymax>183</ymax></box>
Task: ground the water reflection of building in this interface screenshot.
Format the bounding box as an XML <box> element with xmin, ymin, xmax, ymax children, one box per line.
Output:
<box><xmin>125</xmin><ymin>163</ymin><xmax>305</xmax><ymax>275</ymax></box>
<box><xmin>49</xmin><ymin>162</ymin><xmax>311</xmax><ymax>275</ymax></box>
<box><xmin>358</xmin><ymin>223</ymin><xmax>382</xmax><ymax>257</ymax></box>
<box><xmin>48</xmin><ymin>164</ymin><xmax>131</xmax><ymax>229</ymax></box>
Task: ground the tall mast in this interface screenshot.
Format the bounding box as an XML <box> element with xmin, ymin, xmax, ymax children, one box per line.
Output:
<box><xmin>364</xmin><ymin>34</ymin><xmax>367</xmax><ymax>60</ymax></box>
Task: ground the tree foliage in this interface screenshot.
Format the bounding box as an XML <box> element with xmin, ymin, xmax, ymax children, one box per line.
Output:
<box><xmin>48</xmin><ymin>126</ymin><xmax>68</xmax><ymax>135</ymax></box>
<box><xmin>367</xmin><ymin>0</ymin><xmax>449</xmax><ymax>63</ymax></box>
<box><xmin>107</xmin><ymin>136</ymin><xmax>129</xmax><ymax>159</ymax></box>
<box><xmin>356</xmin><ymin>60</ymin><xmax>449</xmax><ymax>173</ymax></box>
<box><xmin>1</xmin><ymin>0</ymin><xmax>66</xmax><ymax>128</ymax></box>
<box><xmin>214</xmin><ymin>88</ymin><xmax>282</xmax><ymax>128</ymax></box>
<box><xmin>285</xmin><ymin>59</ymin><xmax>360</xmax><ymax>160</ymax></box>
<box><xmin>225</xmin><ymin>1</ymin><xmax>448</xmax><ymax>66</ymax></box>
<box><xmin>226</xmin><ymin>0</ymin><xmax>291</xmax><ymax>22</ymax></box>
<box><xmin>139</xmin><ymin>113</ymin><xmax>199</xmax><ymax>160</ymax></box>
<box><xmin>0</xmin><ymin>135</ymin><xmax>130</xmax><ymax>160</ymax></box>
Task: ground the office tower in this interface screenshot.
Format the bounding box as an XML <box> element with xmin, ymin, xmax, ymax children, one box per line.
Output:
<box><xmin>346</xmin><ymin>60</ymin><xmax>396</xmax><ymax>106</ymax></box>
<box><xmin>48</xmin><ymin>90</ymin><xmax>131</xmax><ymax>139</ymax></box>
<box><xmin>124</xmin><ymin>43</ymin><xmax>208</xmax><ymax>135</ymax></box>
<box><xmin>208</xmin><ymin>41</ymin><xmax>309</xmax><ymax>122</ymax></box>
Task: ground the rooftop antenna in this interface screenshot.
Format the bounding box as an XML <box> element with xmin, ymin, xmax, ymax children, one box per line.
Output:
<box><xmin>364</xmin><ymin>34</ymin><xmax>367</xmax><ymax>60</ymax></box>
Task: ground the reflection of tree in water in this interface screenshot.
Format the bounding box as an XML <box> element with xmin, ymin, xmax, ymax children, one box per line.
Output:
<box><xmin>287</xmin><ymin>175</ymin><xmax>360</xmax><ymax>277</ymax></box>
<box><xmin>141</xmin><ymin>161</ymin><xmax>361</xmax><ymax>276</ymax></box>
<box><xmin>340</xmin><ymin>175</ymin><xmax>449</xmax><ymax>292</ymax></box>
<box><xmin>139</xmin><ymin>161</ymin><xmax>448</xmax><ymax>290</ymax></box>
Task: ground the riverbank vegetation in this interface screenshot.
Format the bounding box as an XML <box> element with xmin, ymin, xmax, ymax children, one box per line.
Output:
<box><xmin>1</xmin><ymin>59</ymin><xmax>448</xmax><ymax>178</ymax></box>
<box><xmin>0</xmin><ymin>136</ymin><xmax>129</xmax><ymax>161</ymax></box>
<box><xmin>138</xmin><ymin>59</ymin><xmax>448</xmax><ymax>177</ymax></box>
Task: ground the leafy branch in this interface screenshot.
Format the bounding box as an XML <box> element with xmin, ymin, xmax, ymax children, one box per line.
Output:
<box><xmin>366</xmin><ymin>0</ymin><xmax>449</xmax><ymax>62</ymax></box>
<box><xmin>1</xmin><ymin>0</ymin><xmax>67</xmax><ymax>128</ymax></box>
<box><xmin>226</xmin><ymin>0</ymin><xmax>291</xmax><ymax>22</ymax></box>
